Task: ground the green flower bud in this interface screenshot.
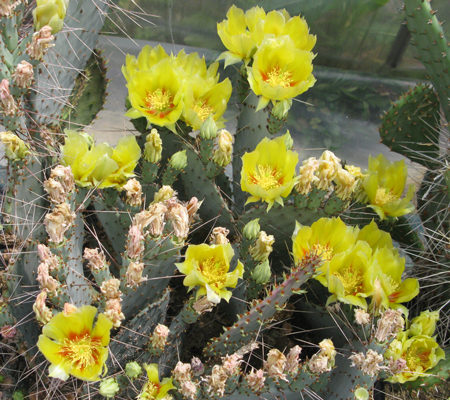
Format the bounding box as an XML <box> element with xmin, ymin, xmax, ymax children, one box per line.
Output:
<box><xmin>0</xmin><ymin>131</ymin><xmax>30</xmax><ymax>160</ymax></box>
<box><xmin>271</xmin><ymin>98</ymin><xmax>292</xmax><ymax>119</ymax></box>
<box><xmin>283</xmin><ymin>130</ymin><xmax>293</xmax><ymax>150</ymax></box>
<box><xmin>252</xmin><ymin>259</ymin><xmax>271</xmax><ymax>284</ymax></box>
<box><xmin>125</xmin><ymin>361</ymin><xmax>142</xmax><ymax>378</ymax></box>
<box><xmin>144</xmin><ymin>128</ymin><xmax>163</xmax><ymax>163</ymax></box>
<box><xmin>99</xmin><ymin>377</ymin><xmax>119</xmax><ymax>398</ymax></box>
<box><xmin>355</xmin><ymin>388</ymin><xmax>369</xmax><ymax>400</ymax></box>
<box><xmin>410</xmin><ymin>310</ymin><xmax>439</xmax><ymax>337</ymax></box>
<box><xmin>169</xmin><ymin>150</ymin><xmax>187</xmax><ymax>171</ymax></box>
<box><xmin>243</xmin><ymin>218</ymin><xmax>260</xmax><ymax>240</ymax></box>
<box><xmin>200</xmin><ymin>114</ymin><xmax>218</xmax><ymax>140</ymax></box>
<box><xmin>33</xmin><ymin>0</ymin><xmax>69</xmax><ymax>34</ymax></box>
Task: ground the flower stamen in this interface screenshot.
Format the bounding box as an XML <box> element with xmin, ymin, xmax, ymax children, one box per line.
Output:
<box><xmin>312</xmin><ymin>243</ymin><xmax>333</xmax><ymax>261</ymax></box>
<box><xmin>193</xmin><ymin>100</ymin><xmax>214</xmax><ymax>122</ymax></box>
<box><xmin>333</xmin><ymin>266</ymin><xmax>364</xmax><ymax>296</ymax></box>
<box><xmin>200</xmin><ymin>257</ymin><xmax>228</xmax><ymax>287</ymax></box>
<box><xmin>248</xmin><ymin>165</ymin><xmax>283</xmax><ymax>191</ymax></box>
<box><xmin>374</xmin><ymin>187</ymin><xmax>398</xmax><ymax>206</ymax></box>
<box><xmin>265</xmin><ymin>66</ymin><xmax>293</xmax><ymax>88</ymax></box>
<box><xmin>146</xmin><ymin>89</ymin><xmax>173</xmax><ymax>113</ymax></box>
<box><xmin>59</xmin><ymin>334</ymin><xmax>101</xmax><ymax>371</ymax></box>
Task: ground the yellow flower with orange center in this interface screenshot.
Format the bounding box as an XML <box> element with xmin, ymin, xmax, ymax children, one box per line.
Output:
<box><xmin>292</xmin><ymin>217</ymin><xmax>358</xmax><ymax>285</ymax></box>
<box><xmin>175</xmin><ymin>243</ymin><xmax>244</xmax><ymax>304</ymax></box>
<box><xmin>247</xmin><ymin>36</ymin><xmax>315</xmax><ymax>115</ymax></box>
<box><xmin>362</xmin><ymin>154</ymin><xmax>414</xmax><ymax>220</ymax></box>
<box><xmin>125</xmin><ymin>59</ymin><xmax>185</xmax><ymax>132</ymax></box>
<box><xmin>37</xmin><ymin>305</ymin><xmax>112</xmax><ymax>381</ymax></box>
<box><xmin>241</xmin><ymin>134</ymin><xmax>298</xmax><ymax>210</ymax></box>
<box><xmin>138</xmin><ymin>364</ymin><xmax>175</xmax><ymax>400</ymax></box>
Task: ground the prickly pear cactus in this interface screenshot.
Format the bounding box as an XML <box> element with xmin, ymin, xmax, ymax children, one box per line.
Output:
<box><xmin>0</xmin><ymin>2</ymin><xmax>449</xmax><ymax>400</ymax></box>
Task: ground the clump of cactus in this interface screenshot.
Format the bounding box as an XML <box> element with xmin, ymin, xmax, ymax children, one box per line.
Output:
<box><xmin>1</xmin><ymin>1</ymin><xmax>450</xmax><ymax>399</ymax></box>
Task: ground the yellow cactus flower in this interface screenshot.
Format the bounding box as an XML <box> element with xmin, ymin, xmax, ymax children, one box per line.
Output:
<box><xmin>251</xmin><ymin>9</ymin><xmax>316</xmax><ymax>51</ymax></box>
<box><xmin>247</xmin><ymin>36</ymin><xmax>315</xmax><ymax>114</ymax></box>
<box><xmin>326</xmin><ymin>241</ymin><xmax>374</xmax><ymax>310</ymax></box>
<box><xmin>217</xmin><ymin>5</ymin><xmax>258</xmax><ymax>67</ymax></box>
<box><xmin>292</xmin><ymin>217</ymin><xmax>358</xmax><ymax>286</ymax></box>
<box><xmin>33</xmin><ymin>0</ymin><xmax>69</xmax><ymax>34</ymax></box>
<box><xmin>369</xmin><ymin>247</ymin><xmax>419</xmax><ymax>312</ymax></box>
<box><xmin>37</xmin><ymin>305</ymin><xmax>113</xmax><ymax>381</ymax></box>
<box><xmin>241</xmin><ymin>135</ymin><xmax>298</xmax><ymax>210</ymax></box>
<box><xmin>61</xmin><ymin>130</ymin><xmax>140</xmax><ymax>189</ymax></box>
<box><xmin>175</xmin><ymin>243</ymin><xmax>244</xmax><ymax>304</ymax></box>
<box><xmin>183</xmin><ymin>75</ymin><xmax>232</xmax><ymax>130</ymax></box>
<box><xmin>122</xmin><ymin>45</ymin><xmax>169</xmax><ymax>82</ymax></box>
<box><xmin>174</xmin><ymin>50</ymin><xmax>219</xmax><ymax>84</ymax></box>
<box><xmin>410</xmin><ymin>311</ymin><xmax>439</xmax><ymax>337</ymax></box>
<box><xmin>356</xmin><ymin>220</ymin><xmax>398</xmax><ymax>255</ymax></box>
<box><xmin>125</xmin><ymin>59</ymin><xmax>185</xmax><ymax>132</ymax></box>
<box><xmin>385</xmin><ymin>334</ymin><xmax>445</xmax><ymax>383</ymax></box>
<box><xmin>362</xmin><ymin>154</ymin><xmax>414</xmax><ymax>219</ymax></box>
<box><xmin>106</xmin><ymin>135</ymin><xmax>141</xmax><ymax>187</ymax></box>
<box><xmin>138</xmin><ymin>363</ymin><xmax>175</xmax><ymax>400</ymax></box>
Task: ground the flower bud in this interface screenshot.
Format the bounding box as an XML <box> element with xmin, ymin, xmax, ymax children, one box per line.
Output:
<box><xmin>246</xmin><ymin>369</ymin><xmax>265</xmax><ymax>392</ymax></box>
<box><xmin>12</xmin><ymin>61</ymin><xmax>35</xmax><ymax>89</ymax></box>
<box><xmin>283</xmin><ymin>130</ymin><xmax>294</xmax><ymax>150</ymax></box>
<box><xmin>144</xmin><ymin>128</ymin><xmax>162</xmax><ymax>163</ymax></box>
<box><xmin>212</xmin><ymin>129</ymin><xmax>233</xmax><ymax>167</ymax></box>
<box><xmin>252</xmin><ymin>259</ymin><xmax>271</xmax><ymax>284</ymax></box>
<box><xmin>26</xmin><ymin>26</ymin><xmax>55</xmax><ymax>61</ymax></box>
<box><xmin>63</xmin><ymin>302</ymin><xmax>77</xmax><ymax>315</ymax></box>
<box><xmin>295</xmin><ymin>157</ymin><xmax>319</xmax><ymax>195</ymax></box>
<box><xmin>122</xmin><ymin>178</ymin><xmax>142</xmax><ymax>207</ymax></box>
<box><xmin>222</xmin><ymin>353</ymin><xmax>242</xmax><ymax>376</ymax></box>
<box><xmin>153</xmin><ymin>185</ymin><xmax>176</xmax><ymax>204</ymax></box>
<box><xmin>43</xmin><ymin>178</ymin><xmax>66</xmax><ymax>204</ymax></box>
<box><xmin>104</xmin><ymin>299</ymin><xmax>125</xmax><ymax>328</ymax></box>
<box><xmin>308</xmin><ymin>353</ymin><xmax>330</xmax><ymax>374</ymax></box>
<box><xmin>200</xmin><ymin>114</ymin><xmax>218</xmax><ymax>140</ymax></box>
<box><xmin>50</xmin><ymin>165</ymin><xmax>75</xmax><ymax>194</ymax></box>
<box><xmin>410</xmin><ymin>310</ymin><xmax>439</xmax><ymax>337</ymax></box>
<box><xmin>375</xmin><ymin>309</ymin><xmax>404</xmax><ymax>342</ymax></box>
<box><xmin>0</xmin><ymin>0</ymin><xmax>20</xmax><ymax>17</ymax></box>
<box><xmin>249</xmin><ymin>231</ymin><xmax>274</xmax><ymax>262</ymax></box>
<box><xmin>179</xmin><ymin>381</ymin><xmax>197</xmax><ymax>400</ymax></box>
<box><xmin>125</xmin><ymin>225</ymin><xmax>144</xmax><ymax>260</ymax></box>
<box><xmin>169</xmin><ymin>150</ymin><xmax>188</xmax><ymax>170</ymax></box>
<box><xmin>190</xmin><ymin>357</ymin><xmax>204</xmax><ymax>376</ymax></box>
<box><xmin>209</xmin><ymin>227</ymin><xmax>229</xmax><ymax>245</ymax></box>
<box><xmin>319</xmin><ymin>339</ymin><xmax>336</xmax><ymax>361</ymax></box>
<box><xmin>149</xmin><ymin>324</ymin><xmax>170</xmax><ymax>350</ymax></box>
<box><xmin>272</xmin><ymin>99</ymin><xmax>291</xmax><ymax>119</ymax></box>
<box><xmin>0</xmin><ymin>80</ymin><xmax>18</xmax><ymax>117</ymax></box>
<box><xmin>125</xmin><ymin>361</ymin><xmax>142</xmax><ymax>378</ymax></box>
<box><xmin>0</xmin><ymin>131</ymin><xmax>30</xmax><ymax>160</ymax></box>
<box><xmin>83</xmin><ymin>248</ymin><xmax>107</xmax><ymax>270</ymax></box>
<box><xmin>173</xmin><ymin>361</ymin><xmax>192</xmax><ymax>383</ymax></box>
<box><xmin>101</xmin><ymin>278</ymin><xmax>121</xmax><ymax>300</ymax></box>
<box><xmin>33</xmin><ymin>290</ymin><xmax>52</xmax><ymax>325</ymax></box>
<box><xmin>0</xmin><ymin>325</ymin><xmax>17</xmax><ymax>340</ymax></box>
<box><xmin>285</xmin><ymin>345</ymin><xmax>302</xmax><ymax>374</ymax></box>
<box><xmin>33</xmin><ymin>0</ymin><xmax>69</xmax><ymax>34</ymax></box>
<box><xmin>126</xmin><ymin>261</ymin><xmax>146</xmax><ymax>287</ymax></box>
<box><xmin>264</xmin><ymin>349</ymin><xmax>287</xmax><ymax>381</ymax></box>
<box><xmin>166</xmin><ymin>200</ymin><xmax>189</xmax><ymax>239</ymax></box>
<box><xmin>334</xmin><ymin>168</ymin><xmax>357</xmax><ymax>199</ymax></box>
<box><xmin>354</xmin><ymin>308</ymin><xmax>370</xmax><ymax>325</ymax></box>
<box><xmin>355</xmin><ymin>388</ymin><xmax>369</xmax><ymax>400</ymax></box>
<box><xmin>44</xmin><ymin>202</ymin><xmax>75</xmax><ymax>244</ymax></box>
<box><xmin>37</xmin><ymin>261</ymin><xmax>60</xmax><ymax>292</ymax></box>
<box><xmin>205</xmin><ymin>365</ymin><xmax>227</xmax><ymax>397</ymax></box>
<box><xmin>99</xmin><ymin>377</ymin><xmax>119</xmax><ymax>399</ymax></box>
<box><xmin>243</xmin><ymin>219</ymin><xmax>260</xmax><ymax>241</ymax></box>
